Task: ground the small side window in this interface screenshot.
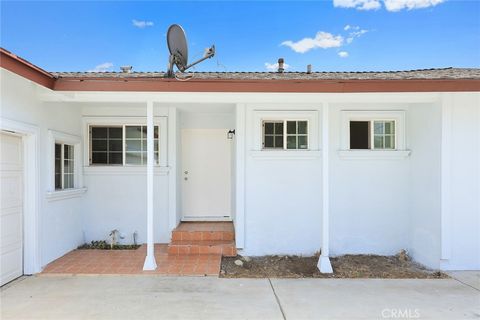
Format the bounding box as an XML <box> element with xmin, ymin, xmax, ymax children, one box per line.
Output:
<box><xmin>55</xmin><ymin>143</ymin><xmax>75</xmax><ymax>190</ymax></box>
<box><xmin>349</xmin><ymin>120</ymin><xmax>395</xmax><ymax>150</ymax></box>
<box><xmin>262</xmin><ymin>120</ymin><xmax>308</xmax><ymax>150</ymax></box>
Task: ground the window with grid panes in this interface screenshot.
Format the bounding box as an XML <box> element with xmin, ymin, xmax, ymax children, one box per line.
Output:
<box><xmin>90</xmin><ymin>127</ymin><xmax>123</xmax><ymax>165</ymax></box>
<box><xmin>263</xmin><ymin>120</ymin><xmax>308</xmax><ymax>150</ymax></box>
<box><xmin>89</xmin><ymin>125</ymin><xmax>160</xmax><ymax>165</ymax></box>
<box><xmin>55</xmin><ymin>143</ymin><xmax>74</xmax><ymax>190</ymax></box>
<box><xmin>125</xmin><ymin>125</ymin><xmax>159</xmax><ymax>165</ymax></box>
<box><xmin>349</xmin><ymin>120</ymin><xmax>395</xmax><ymax>150</ymax></box>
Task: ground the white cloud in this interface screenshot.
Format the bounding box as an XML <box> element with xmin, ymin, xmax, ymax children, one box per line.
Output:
<box><xmin>265</xmin><ymin>62</ymin><xmax>290</xmax><ymax>71</ymax></box>
<box><xmin>383</xmin><ymin>0</ymin><xmax>444</xmax><ymax>11</ymax></box>
<box><xmin>350</xmin><ymin>29</ymin><xmax>368</xmax><ymax>37</ymax></box>
<box><xmin>338</xmin><ymin>51</ymin><xmax>349</xmax><ymax>58</ymax></box>
<box><xmin>334</xmin><ymin>0</ymin><xmax>381</xmax><ymax>10</ymax></box>
<box><xmin>344</xmin><ymin>27</ymin><xmax>368</xmax><ymax>44</ymax></box>
<box><xmin>281</xmin><ymin>32</ymin><xmax>344</xmax><ymax>53</ymax></box>
<box><xmin>334</xmin><ymin>0</ymin><xmax>444</xmax><ymax>11</ymax></box>
<box><xmin>344</xmin><ymin>24</ymin><xmax>360</xmax><ymax>31</ymax></box>
<box><xmin>88</xmin><ymin>62</ymin><xmax>114</xmax><ymax>72</ymax></box>
<box><xmin>132</xmin><ymin>19</ymin><xmax>154</xmax><ymax>28</ymax></box>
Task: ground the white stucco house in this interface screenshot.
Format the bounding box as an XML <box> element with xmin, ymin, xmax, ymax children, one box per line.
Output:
<box><xmin>1</xmin><ymin>47</ymin><xmax>479</xmax><ymax>285</ymax></box>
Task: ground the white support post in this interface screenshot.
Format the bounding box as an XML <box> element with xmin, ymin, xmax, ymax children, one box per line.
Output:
<box><xmin>318</xmin><ymin>103</ymin><xmax>333</xmax><ymax>273</ymax></box>
<box><xmin>143</xmin><ymin>101</ymin><xmax>157</xmax><ymax>271</ymax></box>
<box><xmin>440</xmin><ymin>93</ymin><xmax>453</xmax><ymax>262</ymax></box>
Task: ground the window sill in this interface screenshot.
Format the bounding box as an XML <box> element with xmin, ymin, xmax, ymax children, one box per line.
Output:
<box><xmin>46</xmin><ymin>188</ymin><xmax>87</xmax><ymax>202</ymax></box>
<box><xmin>84</xmin><ymin>166</ymin><xmax>170</xmax><ymax>175</ymax></box>
<box><xmin>337</xmin><ymin>150</ymin><xmax>411</xmax><ymax>160</ymax></box>
<box><xmin>250</xmin><ymin>150</ymin><xmax>322</xmax><ymax>160</ymax></box>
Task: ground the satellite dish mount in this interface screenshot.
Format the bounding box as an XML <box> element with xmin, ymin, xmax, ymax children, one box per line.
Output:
<box><xmin>166</xmin><ymin>24</ymin><xmax>215</xmax><ymax>78</ymax></box>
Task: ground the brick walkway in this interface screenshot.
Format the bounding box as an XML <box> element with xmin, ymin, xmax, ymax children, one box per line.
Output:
<box><xmin>41</xmin><ymin>244</ymin><xmax>221</xmax><ymax>276</ymax></box>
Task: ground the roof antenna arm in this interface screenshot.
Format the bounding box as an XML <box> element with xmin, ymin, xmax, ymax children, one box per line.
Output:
<box><xmin>166</xmin><ymin>54</ymin><xmax>175</xmax><ymax>78</ymax></box>
<box><xmin>182</xmin><ymin>45</ymin><xmax>215</xmax><ymax>72</ymax></box>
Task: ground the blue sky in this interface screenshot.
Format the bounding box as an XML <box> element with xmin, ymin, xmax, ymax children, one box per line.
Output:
<box><xmin>1</xmin><ymin>1</ymin><xmax>479</xmax><ymax>72</ymax></box>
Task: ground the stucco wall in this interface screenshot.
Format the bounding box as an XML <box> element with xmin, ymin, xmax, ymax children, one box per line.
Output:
<box><xmin>80</xmin><ymin>103</ymin><xmax>171</xmax><ymax>244</ymax></box>
<box><xmin>408</xmin><ymin>103</ymin><xmax>442</xmax><ymax>269</ymax></box>
<box><xmin>329</xmin><ymin>104</ymin><xmax>410</xmax><ymax>256</ymax></box>
<box><xmin>1</xmin><ymin>69</ymin><xmax>84</xmax><ymax>267</ymax></box>
<box><xmin>441</xmin><ymin>93</ymin><xmax>480</xmax><ymax>270</ymax></box>
<box><xmin>241</xmin><ymin>104</ymin><xmax>324</xmax><ymax>255</ymax></box>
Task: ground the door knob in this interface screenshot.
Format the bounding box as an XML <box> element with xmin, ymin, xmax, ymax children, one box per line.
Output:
<box><xmin>184</xmin><ymin>177</ymin><xmax>188</xmax><ymax>181</ymax></box>
<box><xmin>184</xmin><ymin>171</ymin><xmax>188</xmax><ymax>174</ymax></box>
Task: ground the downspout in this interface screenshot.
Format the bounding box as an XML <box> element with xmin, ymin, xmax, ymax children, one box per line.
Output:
<box><xmin>318</xmin><ymin>103</ymin><xmax>333</xmax><ymax>273</ymax></box>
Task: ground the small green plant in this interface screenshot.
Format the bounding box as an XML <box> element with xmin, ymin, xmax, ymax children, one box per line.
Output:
<box><xmin>78</xmin><ymin>240</ymin><xmax>140</xmax><ymax>250</ymax></box>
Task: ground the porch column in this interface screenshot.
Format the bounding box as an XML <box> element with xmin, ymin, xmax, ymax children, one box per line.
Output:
<box><xmin>143</xmin><ymin>100</ymin><xmax>157</xmax><ymax>270</ymax></box>
<box><xmin>318</xmin><ymin>103</ymin><xmax>333</xmax><ymax>273</ymax></box>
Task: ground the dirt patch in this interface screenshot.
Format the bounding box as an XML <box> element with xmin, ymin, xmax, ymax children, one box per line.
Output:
<box><xmin>220</xmin><ymin>253</ymin><xmax>448</xmax><ymax>279</ymax></box>
<box><xmin>78</xmin><ymin>241</ymin><xmax>140</xmax><ymax>250</ymax></box>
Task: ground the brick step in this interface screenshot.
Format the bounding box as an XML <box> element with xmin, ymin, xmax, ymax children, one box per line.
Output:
<box><xmin>168</xmin><ymin>240</ymin><xmax>237</xmax><ymax>257</ymax></box>
<box><xmin>172</xmin><ymin>230</ymin><xmax>234</xmax><ymax>241</ymax></box>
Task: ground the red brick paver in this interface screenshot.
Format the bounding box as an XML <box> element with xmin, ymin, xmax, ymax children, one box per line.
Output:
<box><xmin>41</xmin><ymin>244</ymin><xmax>221</xmax><ymax>276</ymax></box>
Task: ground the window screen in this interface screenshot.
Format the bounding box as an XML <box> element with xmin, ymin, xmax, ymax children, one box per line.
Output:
<box><xmin>125</xmin><ymin>125</ymin><xmax>159</xmax><ymax>165</ymax></box>
<box><xmin>373</xmin><ymin>121</ymin><xmax>395</xmax><ymax>149</ymax></box>
<box><xmin>286</xmin><ymin>121</ymin><xmax>308</xmax><ymax>149</ymax></box>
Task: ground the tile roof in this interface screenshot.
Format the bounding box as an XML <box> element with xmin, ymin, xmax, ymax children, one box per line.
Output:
<box><xmin>52</xmin><ymin>68</ymin><xmax>480</xmax><ymax>80</ymax></box>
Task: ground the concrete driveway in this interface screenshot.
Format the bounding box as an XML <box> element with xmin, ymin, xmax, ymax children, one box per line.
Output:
<box><xmin>1</xmin><ymin>274</ymin><xmax>479</xmax><ymax>320</ymax></box>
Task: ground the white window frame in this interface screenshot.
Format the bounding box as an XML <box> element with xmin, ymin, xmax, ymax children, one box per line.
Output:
<box><xmin>262</xmin><ymin>119</ymin><xmax>309</xmax><ymax>150</ymax></box>
<box><xmin>46</xmin><ymin>130</ymin><xmax>86</xmax><ymax>201</ymax></box>
<box><xmin>339</xmin><ymin>110</ymin><xmax>410</xmax><ymax>159</ymax></box>
<box><xmin>251</xmin><ymin>110</ymin><xmax>320</xmax><ymax>158</ymax></box>
<box><xmin>89</xmin><ymin>124</ymin><xmax>161</xmax><ymax>166</ymax></box>
<box><xmin>82</xmin><ymin>117</ymin><xmax>168</xmax><ymax>174</ymax></box>
<box><xmin>55</xmin><ymin>143</ymin><xmax>75</xmax><ymax>190</ymax></box>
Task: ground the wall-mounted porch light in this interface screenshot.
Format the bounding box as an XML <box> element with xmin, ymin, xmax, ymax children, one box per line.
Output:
<box><xmin>227</xmin><ymin>129</ymin><xmax>236</xmax><ymax>140</ymax></box>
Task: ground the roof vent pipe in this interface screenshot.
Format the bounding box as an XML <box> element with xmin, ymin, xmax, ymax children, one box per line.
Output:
<box><xmin>120</xmin><ymin>66</ymin><xmax>133</xmax><ymax>73</ymax></box>
<box><xmin>307</xmin><ymin>64</ymin><xmax>312</xmax><ymax>74</ymax></box>
<box><xmin>277</xmin><ymin>58</ymin><xmax>284</xmax><ymax>73</ymax></box>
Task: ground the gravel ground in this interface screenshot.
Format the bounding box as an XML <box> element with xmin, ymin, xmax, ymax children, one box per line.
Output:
<box><xmin>220</xmin><ymin>253</ymin><xmax>448</xmax><ymax>279</ymax></box>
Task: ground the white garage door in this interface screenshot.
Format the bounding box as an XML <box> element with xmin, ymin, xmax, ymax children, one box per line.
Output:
<box><xmin>1</xmin><ymin>132</ymin><xmax>23</xmax><ymax>286</ymax></box>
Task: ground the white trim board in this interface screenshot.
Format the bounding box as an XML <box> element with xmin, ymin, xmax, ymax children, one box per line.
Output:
<box><xmin>47</xmin><ymin>129</ymin><xmax>86</xmax><ymax>199</ymax></box>
<box><xmin>0</xmin><ymin>117</ymin><xmax>41</xmax><ymax>274</ymax></box>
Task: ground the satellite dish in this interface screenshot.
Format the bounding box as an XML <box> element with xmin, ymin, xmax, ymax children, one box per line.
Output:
<box><xmin>167</xmin><ymin>24</ymin><xmax>188</xmax><ymax>70</ymax></box>
<box><xmin>165</xmin><ymin>24</ymin><xmax>215</xmax><ymax>78</ymax></box>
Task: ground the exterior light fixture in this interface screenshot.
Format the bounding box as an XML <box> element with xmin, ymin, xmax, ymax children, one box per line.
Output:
<box><xmin>227</xmin><ymin>129</ymin><xmax>235</xmax><ymax>140</ymax></box>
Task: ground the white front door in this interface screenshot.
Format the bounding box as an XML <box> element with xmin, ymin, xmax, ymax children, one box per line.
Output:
<box><xmin>0</xmin><ymin>132</ymin><xmax>23</xmax><ymax>286</ymax></box>
<box><xmin>181</xmin><ymin>129</ymin><xmax>232</xmax><ymax>220</ymax></box>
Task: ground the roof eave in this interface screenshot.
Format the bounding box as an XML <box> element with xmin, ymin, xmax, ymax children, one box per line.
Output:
<box><xmin>52</xmin><ymin>77</ymin><xmax>480</xmax><ymax>93</ymax></box>
<box><xmin>0</xmin><ymin>48</ymin><xmax>55</xmax><ymax>89</ymax></box>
